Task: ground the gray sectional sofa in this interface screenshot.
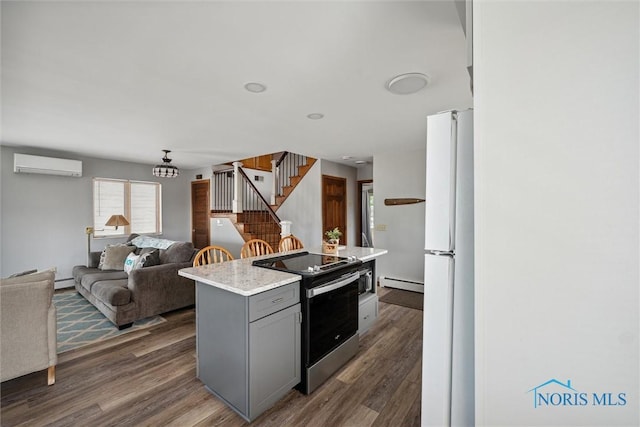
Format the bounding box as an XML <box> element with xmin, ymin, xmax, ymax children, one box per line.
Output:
<box><xmin>72</xmin><ymin>234</ymin><xmax>197</xmax><ymax>329</ymax></box>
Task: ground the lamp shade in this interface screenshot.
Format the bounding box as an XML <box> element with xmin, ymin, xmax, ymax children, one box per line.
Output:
<box><xmin>153</xmin><ymin>149</ymin><xmax>180</xmax><ymax>178</ymax></box>
<box><xmin>105</xmin><ymin>214</ymin><xmax>130</xmax><ymax>229</ymax></box>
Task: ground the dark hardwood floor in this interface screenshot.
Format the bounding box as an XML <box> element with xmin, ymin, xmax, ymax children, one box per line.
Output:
<box><xmin>1</xmin><ymin>287</ymin><xmax>423</xmax><ymax>426</ymax></box>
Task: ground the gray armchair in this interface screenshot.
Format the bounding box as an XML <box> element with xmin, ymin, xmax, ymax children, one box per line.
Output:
<box><xmin>0</xmin><ymin>270</ymin><xmax>57</xmax><ymax>385</ymax></box>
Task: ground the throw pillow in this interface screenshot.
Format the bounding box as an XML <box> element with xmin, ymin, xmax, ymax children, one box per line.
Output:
<box><xmin>123</xmin><ymin>253</ymin><xmax>140</xmax><ymax>275</ymax></box>
<box><xmin>136</xmin><ymin>249</ymin><xmax>160</xmax><ymax>269</ymax></box>
<box><xmin>99</xmin><ymin>244</ymin><xmax>136</xmax><ymax>270</ymax></box>
<box><xmin>159</xmin><ymin>241</ymin><xmax>195</xmax><ymax>264</ymax></box>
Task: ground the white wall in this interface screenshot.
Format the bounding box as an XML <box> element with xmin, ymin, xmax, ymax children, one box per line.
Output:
<box><xmin>276</xmin><ymin>161</ymin><xmax>322</xmax><ymax>248</ymax></box>
<box><xmin>373</xmin><ymin>148</ymin><xmax>425</xmax><ymax>284</ymax></box>
<box><xmin>240</xmin><ymin>168</ymin><xmax>273</xmax><ymax>202</ymax></box>
<box><xmin>0</xmin><ymin>145</ymin><xmax>192</xmax><ymax>285</ymax></box>
<box><xmin>320</xmin><ymin>160</ymin><xmax>358</xmax><ymax>245</ymax></box>
<box><xmin>210</xmin><ymin>217</ymin><xmax>245</xmax><ymax>259</ymax></box>
<box><xmin>472</xmin><ymin>2</ymin><xmax>638</xmax><ymax>426</ymax></box>
<box><xmin>357</xmin><ymin>163</ymin><xmax>373</xmax><ymax>181</ymax></box>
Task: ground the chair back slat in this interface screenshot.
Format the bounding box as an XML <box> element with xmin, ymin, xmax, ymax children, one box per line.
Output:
<box><xmin>241</xmin><ymin>239</ymin><xmax>274</xmax><ymax>259</ymax></box>
<box><xmin>278</xmin><ymin>235</ymin><xmax>304</xmax><ymax>252</ymax></box>
<box><xmin>193</xmin><ymin>245</ymin><xmax>234</xmax><ymax>266</ymax></box>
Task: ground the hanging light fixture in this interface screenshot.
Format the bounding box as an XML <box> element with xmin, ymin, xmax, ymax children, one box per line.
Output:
<box><xmin>152</xmin><ymin>149</ymin><xmax>180</xmax><ymax>178</ymax></box>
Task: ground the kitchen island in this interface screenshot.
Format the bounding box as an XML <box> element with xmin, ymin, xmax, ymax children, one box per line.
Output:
<box><xmin>178</xmin><ymin>246</ymin><xmax>387</xmax><ymax>422</ymax></box>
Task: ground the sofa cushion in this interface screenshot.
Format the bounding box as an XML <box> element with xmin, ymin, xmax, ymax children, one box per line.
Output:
<box><xmin>91</xmin><ymin>280</ymin><xmax>131</xmax><ymax>306</ymax></box>
<box><xmin>100</xmin><ymin>245</ymin><xmax>136</xmax><ymax>270</ymax></box>
<box><xmin>159</xmin><ymin>242</ymin><xmax>195</xmax><ymax>264</ymax></box>
<box><xmin>79</xmin><ymin>270</ymin><xmax>128</xmax><ymax>291</ymax></box>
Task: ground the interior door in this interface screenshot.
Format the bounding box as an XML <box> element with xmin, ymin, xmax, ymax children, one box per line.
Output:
<box><xmin>191</xmin><ymin>180</ymin><xmax>210</xmax><ymax>249</ymax></box>
<box><xmin>322</xmin><ymin>175</ymin><xmax>347</xmax><ymax>245</ymax></box>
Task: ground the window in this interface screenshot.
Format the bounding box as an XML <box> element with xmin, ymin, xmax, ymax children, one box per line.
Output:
<box><xmin>93</xmin><ymin>178</ymin><xmax>162</xmax><ymax>237</ymax></box>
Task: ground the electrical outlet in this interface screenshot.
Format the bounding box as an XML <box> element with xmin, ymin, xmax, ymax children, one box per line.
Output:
<box><xmin>375</xmin><ymin>224</ymin><xmax>387</xmax><ymax>231</ymax></box>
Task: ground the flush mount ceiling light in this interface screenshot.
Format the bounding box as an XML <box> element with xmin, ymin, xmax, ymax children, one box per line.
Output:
<box><xmin>307</xmin><ymin>113</ymin><xmax>324</xmax><ymax>120</ymax></box>
<box><xmin>152</xmin><ymin>150</ymin><xmax>180</xmax><ymax>178</ymax></box>
<box><xmin>386</xmin><ymin>72</ymin><xmax>430</xmax><ymax>95</ymax></box>
<box><xmin>244</xmin><ymin>82</ymin><xmax>267</xmax><ymax>93</ymax></box>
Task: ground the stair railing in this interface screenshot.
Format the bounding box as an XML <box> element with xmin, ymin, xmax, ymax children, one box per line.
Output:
<box><xmin>275</xmin><ymin>152</ymin><xmax>308</xmax><ymax>199</ymax></box>
<box><xmin>237</xmin><ymin>168</ymin><xmax>281</xmax><ymax>246</ymax></box>
<box><xmin>212</xmin><ymin>169</ymin><xmax>234</xmax><ymax>212</ymax></box>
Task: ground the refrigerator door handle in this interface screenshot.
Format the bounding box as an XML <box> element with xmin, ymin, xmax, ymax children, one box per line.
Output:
<box><xmin>448</xmin><ymin>113</ymin><xmax>458</xmax><ymax>252</ymax></box>
<box><xmin>426</xmin><ymin>250</ymin><xmax>454</xmax><ymax>257</ymax></box>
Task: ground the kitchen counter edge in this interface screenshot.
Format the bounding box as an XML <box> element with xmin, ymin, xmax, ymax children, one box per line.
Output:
<box><xmin>178</xmin><ymin>246</ymin><xmax>387</xmax><ymax>296</ymax></box>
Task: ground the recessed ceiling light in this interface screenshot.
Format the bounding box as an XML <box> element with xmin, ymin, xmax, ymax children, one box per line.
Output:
<box><xmin>354</xmin><ymin>160</ymin><xmax>367</xmax><ymax>164</ymax></box>
<box><xmin>307</xmin><ymin>113</ymin><xmax>324</xmax><ymax>120</ymax></box>
<box><xmin>386</xmin><ymin>73</ymin><xmax>430</xmax><ymax>95</ymax></box>
<box><xmin>244</xmin><ymin>82</ymin><xmax>267</xmax><ymax>93</ymax></box>
<box><xmin>342</xmin><ymin>156</ymin><xmax>353</xmax><ymax>160</ymax></box>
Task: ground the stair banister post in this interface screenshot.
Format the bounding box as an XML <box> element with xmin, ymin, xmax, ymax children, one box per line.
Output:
<box><xmin>280</xmin><ymin>220</ymin><xmax>292</xmax><ymax>238</ymax></box>
<box><xmin>270</xmin><ymin>159</ymin><xmax>277</xmax><ymax>205</ymax></box>
<box><xmin>232</xmin><ymin>161</ymin><xmax>243</xmax><ymax>213</ymax></box>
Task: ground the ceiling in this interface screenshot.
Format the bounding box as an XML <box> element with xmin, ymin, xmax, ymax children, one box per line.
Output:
<box><xmin>1</xmin><ymin>1</ymin><xmax>473</xmax><ymax>170</ymax></box>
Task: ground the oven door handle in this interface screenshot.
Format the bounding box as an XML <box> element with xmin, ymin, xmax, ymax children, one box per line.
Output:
<box><xmin>306</xmin><ymin>271</ymin><xmax>360</xmax><ymax>298</ymax></box>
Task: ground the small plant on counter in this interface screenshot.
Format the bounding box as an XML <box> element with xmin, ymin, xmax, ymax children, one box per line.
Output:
<box><xmin>324</xmin><ymin>227</ymin><xmax>342</xmax><ymax>243</ymax></box>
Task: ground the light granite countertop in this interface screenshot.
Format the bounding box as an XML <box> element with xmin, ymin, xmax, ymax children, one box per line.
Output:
<box><xmin>179</xmin><ymin>246</ymin><xmax>387</xmax><ymax>296</ymax></box>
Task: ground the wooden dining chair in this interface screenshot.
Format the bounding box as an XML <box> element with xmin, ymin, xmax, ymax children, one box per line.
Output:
<box><xmin>193</xmin><ymin>245</ymin><xmax>234</xmax><ymax>266</ymax></box>
<box><xmin>278</xmin><ymin>235</ymin><xmax>304</xmax><ymax>252</ymax></box>
<box><xmin>240</xmin><ymin>239</ymin><xmax>274</xmax><ymax>259</ymax></box>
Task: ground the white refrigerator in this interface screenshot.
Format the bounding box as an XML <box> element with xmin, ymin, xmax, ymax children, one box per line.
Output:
<box><xmin>422</xmin><ymin>109</ymin><xmax>474</xmax><ymax>426</ymax></box>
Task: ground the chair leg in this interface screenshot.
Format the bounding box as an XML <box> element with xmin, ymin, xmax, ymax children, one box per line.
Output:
<box><xmin>47</xmin><ymin>366</ymin><xmax>56</xmax><ymax>385</ymax></box>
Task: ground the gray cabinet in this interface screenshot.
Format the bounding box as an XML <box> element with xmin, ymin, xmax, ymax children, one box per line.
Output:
<box><xmin>196</xmin><ymin>281</ymin><xmax>301</xmax><ymax>422</ymax></box>
<box><xmin>358</xmin><ymin>259</ymin><xmax>378</xmax><ymax>335</ymax></box>
<box><xmin>358</xmin><ymin>292</ymin><xmax>378</xmax><ymax>334</ymax></box>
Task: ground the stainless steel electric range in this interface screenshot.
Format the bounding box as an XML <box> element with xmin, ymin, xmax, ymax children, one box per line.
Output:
<box><xmin>253</xmin><ymin>251</ymin><xmax>362</xmax><ymax>394</ymax></box>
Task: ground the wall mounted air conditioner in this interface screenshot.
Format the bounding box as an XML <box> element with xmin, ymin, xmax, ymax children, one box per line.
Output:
<box><xmin>14</xmin><ymin>153</ymin><xmax>82</xmax><ymax>177</ymax></box>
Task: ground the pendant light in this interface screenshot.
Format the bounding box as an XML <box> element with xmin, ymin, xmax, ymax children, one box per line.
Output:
<box><xmin>152</xmin><ymin>149</ymin><xmax>180</xmax><ymax>178</ymax></box>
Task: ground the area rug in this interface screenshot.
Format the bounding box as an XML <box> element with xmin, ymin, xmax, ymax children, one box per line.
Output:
<box><xmin>54</xmin><ymin>291</ymin><xmax>166</xmax><ymax>353</ymax></box>
<box><xmin>379</xmin><ymin>289</ymin><xmax>424</xmax><ymax>311</ymax></box>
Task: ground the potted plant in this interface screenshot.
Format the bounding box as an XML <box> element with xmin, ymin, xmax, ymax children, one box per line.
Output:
<box><xmin>322</xmin><ymin>227</ymin><xmax>342</xmax><ymax>254</ymax></box>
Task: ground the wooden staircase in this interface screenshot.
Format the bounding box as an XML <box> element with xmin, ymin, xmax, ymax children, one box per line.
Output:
<box><xmin>272</xmin><ymin>157</ymin><xmax>316</xmax><ymax>210</ymax></box>
<box><xmin>211</xmin><ymin>153</ymin><xmax>316</xmax><ymax>250</ymax></box>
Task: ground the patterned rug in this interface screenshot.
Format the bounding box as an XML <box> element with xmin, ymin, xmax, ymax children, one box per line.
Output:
<box><xmin>54</xmin><ymin>291</ymin><xmax>166</xmax><ymax>353</ymax></box>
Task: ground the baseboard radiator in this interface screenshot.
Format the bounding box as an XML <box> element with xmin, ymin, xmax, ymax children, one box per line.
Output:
<box><xmin>379</xmin><ymin>276</ymin><xmax>424</xmax><ymax>293</ymax></box>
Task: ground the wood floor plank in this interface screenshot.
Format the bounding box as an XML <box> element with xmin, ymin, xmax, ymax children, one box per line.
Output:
<box><xmin>403</xmin><ymin>388</ymin><xmax>423</xmax><ymax>427</ymax></box>
<box><xmin>1</xmin><ymin>291</ymin><xmax>423</xmax><ymax>427</ymax></box>
<box><xmin>341</xmin><ymin>403</ymin><xmax>380</xmax><ymax>427</ymax></box>
<box><xmin>363</xmin><ymin>323</ymin><xmax>423</xmax><ymax>413</ymax></box>
<box><xmin>162</xmin><ymin>387</ymin><xmax>225</xmax><ymax>427</ymax></box>
<box><xmin>370</xmin><ymin>377</ymin><xmax>421</xmax><ymax>427</ymax></box>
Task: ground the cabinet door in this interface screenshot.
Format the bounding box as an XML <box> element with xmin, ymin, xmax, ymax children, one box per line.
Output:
<box><xmin>358</xmin><ymin>294</ymin><xmax>378</xmax><ymax>335</ymax></box>
<box><xmin>249</xmin><ymin>303</ymin><xmax>301</xmax><ymax>420</ymax></box>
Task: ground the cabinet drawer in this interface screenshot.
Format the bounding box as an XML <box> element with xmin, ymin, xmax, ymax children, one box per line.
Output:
<box><xmin>358</xmin><ymin>294</ymin><xmax>378</xmax><ymax>335</ymax></box>
<box><xmin>249</xmin><ymin>282</ymin><xmax>300</xmax><ymax>322</ymax></box>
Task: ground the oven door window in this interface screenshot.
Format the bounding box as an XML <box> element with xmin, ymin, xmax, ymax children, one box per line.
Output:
<box><xmin>306</xmin><ymin>281</ymin><xmax>358</xmax><ymax>365</ymax></box>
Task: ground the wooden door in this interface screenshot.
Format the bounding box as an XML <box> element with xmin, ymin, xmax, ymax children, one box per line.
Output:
<box><xmin>191</xmin><ymin>180</ymin><xmax>210</xmax><ymax>249</ymax></box>
<box><xmin>322</xmin><ymin>175</ymin><xmax>347</xmax><ymax>245</ymax></box>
